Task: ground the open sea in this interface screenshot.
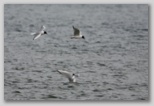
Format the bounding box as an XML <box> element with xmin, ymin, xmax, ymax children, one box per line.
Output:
<box><xmin>4</xmin><ymin>4</ymin><xmax>149</xmax><ymax>100</ymax></box>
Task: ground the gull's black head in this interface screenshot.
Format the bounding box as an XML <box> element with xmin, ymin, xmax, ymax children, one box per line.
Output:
<box><xmin>82</xmin><ymin>36</ymin><xmax>85</xmax><ymax>39</ymax></box>
<box><xmin>44</xmin><ymin>31</ymin><xmax>47</xmax><ymax>34</ymax></box>
<box><xmin>73</xmin><ymin>73</ymin><xmax>79</xmax><ymax>77</ymax></box>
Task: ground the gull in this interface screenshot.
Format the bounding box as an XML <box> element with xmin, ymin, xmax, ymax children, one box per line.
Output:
<box><xmin>71</xmin><ymin>26</ymin><xmax>85</xmax><ymax>39</ymax></box>
<box><xmin>57</xmin><ymin>70</ymin><xmax>77</xmax><ymax>83</ymax></box>
<box><xmin>31</xmin><ymin>25</ymin><xmax>47</xmax><ymax>40</ymax></box>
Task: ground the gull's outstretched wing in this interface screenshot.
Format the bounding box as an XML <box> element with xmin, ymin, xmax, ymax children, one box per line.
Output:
<box><xmin>72</xmin><ymin>26</ymin><xmax>80</xmax><ymax>36</ymax></box>
<box><xmin>33</xmin><ymin>33</ymin><xmax>41</xmax><ymax>40</ymax></box>
<box><xmin>40</xmin><ymin>25</ymin><xmax>46</xmax><ymax>31</ymax></box>
<box><xmin>31</xmin><ymin>32</ymin><xmax>37</xmax><ymax>35</ymax></box>
<box><xmin>57</xmin><ymin>70</ymin><xmax>73</xmax><ymax>82</ymax></box>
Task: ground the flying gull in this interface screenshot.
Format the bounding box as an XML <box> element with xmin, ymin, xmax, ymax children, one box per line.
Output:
<box><xmin>71</xmin><ymin>26</ymin><xmax>85</xmax><ymax>39</ymax></box>
<box><xmin>31</xmin><ymin>25</ymin><xmax>47</xmax><ymax>40</ymax></box>
<box><xmin>57</xmin><ymin>70</ymin><xmax>77</xmax><ymax>83</ymax></box>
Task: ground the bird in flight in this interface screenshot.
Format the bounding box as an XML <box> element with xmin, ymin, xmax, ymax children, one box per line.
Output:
<box><xmin>57</xmin><ymin>70</ymin><xmax>77</xmax><ymax>83</ymax></box>
<box><xmin>71</xmin><ymin>26</ymin><xmax>85</xmax><ymax>39</ymax></box>
<box><xmin>31</xmin><ymin>25</ymin><xmax>47</xmax><ymax>40</ymax></box>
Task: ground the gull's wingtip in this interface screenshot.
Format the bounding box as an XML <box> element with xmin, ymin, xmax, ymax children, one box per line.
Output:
<box><xmin>31</xmin><ymin>32</ymin><xmax>35</xmax><ymax>35</ymax></box>
<box><xmin>57</xmin><ymin>70</ymin><xmax>62</xmax><ymax>73</ymax></box>
<box><xmin>33</xmin><ymin>37</ymin><xmax>36</xmax><ymax>40</ymax></box>
<box><xmin>41</xmin><ymin>25</ymin><xmax>46</xmax><ymax>30</ymax></box>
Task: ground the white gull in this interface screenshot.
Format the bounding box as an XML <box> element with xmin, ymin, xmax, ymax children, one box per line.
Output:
<box><xmin>57</xmin><ymin>70</ymin><xmax>77</xmax><ymax>83</ymax></box>
<box><xmin>31</xmin><ymin>25</ymin><xmax>47</xmax><ymax>40</ymax></box>
<box><xmin>71</xmin><ymin>26</ymin><xmax>85</xmax><ymax>39</ymax></box>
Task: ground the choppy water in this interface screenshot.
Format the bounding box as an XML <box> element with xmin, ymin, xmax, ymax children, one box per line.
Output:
<box><xmin>4</xmin><ymin>4</ymin><xmax>149</xmax><ymax>100</ymax></box>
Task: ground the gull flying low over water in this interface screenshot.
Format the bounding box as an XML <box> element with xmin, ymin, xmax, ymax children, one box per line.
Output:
<box><xmin>71</xmin><ymin>26</ymin><xmax>85</xmax><ymax>39</ymax></box>
<box><xmin>57</xmin><ymin>70</ymin><xmax>77</xmax><ymax>83</ymax></box>
<box><xmin>31</xmin><ymin>25</ymin><xmax>47</xmax><ymax>40</ymax></box>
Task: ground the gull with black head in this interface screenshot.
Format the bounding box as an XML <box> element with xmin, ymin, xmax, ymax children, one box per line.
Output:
<box><xmin>71</xmin><ymin>26</ymin><xmax>85</xmax><ymax>39</ymax></box>
<box><xmin>31</xmin><ymin>25</ymin><xmax>47</xmax><ymax>40</ymax></box>
<box><xmin>57</xmin><ymin>70</ymin><xmax>77</xmax><ymax>83</ymax></box>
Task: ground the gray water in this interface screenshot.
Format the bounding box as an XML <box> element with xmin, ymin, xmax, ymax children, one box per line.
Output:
<box><xmin>4</xmin><ymin>4</ymin><xmax>149</xmax><ymax>100</ymax></box>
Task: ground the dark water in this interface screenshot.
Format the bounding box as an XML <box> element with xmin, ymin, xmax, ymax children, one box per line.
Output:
<box><xmin>4</xmin><ymin>4</ymin><xmax>149</xmax><ymax>100</ymax></box>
